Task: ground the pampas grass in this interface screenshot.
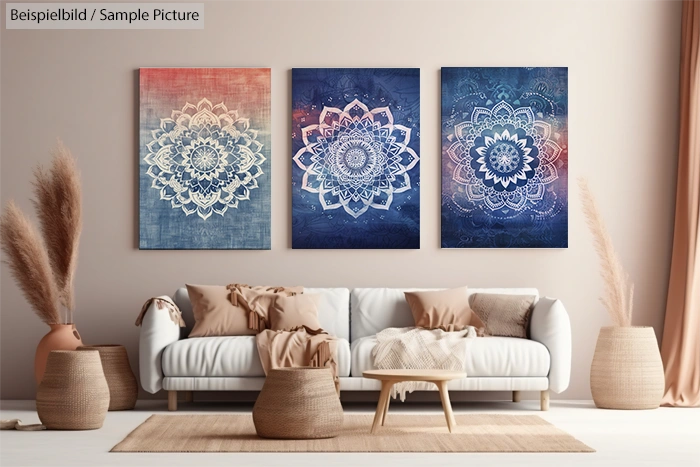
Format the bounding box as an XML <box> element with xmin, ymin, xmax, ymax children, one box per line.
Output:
<box><xmin>579</xmin><ymin>177</ymin><xmax>633</xmax><ymax>326</ymax></box>
<box><xmin>0</xmin><ymin>141</ymin><xmax>82</xmax><ymax>325</ymax></box>
<box><xmin>32</xmin><ymin>141</ymin><xmax>82</xmax><ymax>316</ymax></box>
<box><xmin>0</xmin><ymin>201</ymin><xmax>61</xmax><ymax>325</ymax></box>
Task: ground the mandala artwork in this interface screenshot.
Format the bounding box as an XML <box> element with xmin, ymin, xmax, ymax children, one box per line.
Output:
<box><xmin>441</xmin><ymin>67</ymin><xmax>568</xmax><ymax>248</ymax></box>
<box><xmin>144</xmin><ymin>98</ymin><xmax>265</xmax><ymax>221</ymax></box>
<box><xmin>292</xmin><ymin>68</ymin><xmax>420</xmax><ymax>249</ymax></box>
<box><xmin>139</xmin><ymin>68</ymin><xmax>271</xmax><ymax>249</ymax></box>
<box><xmin>294</xmin><ymin>99</ymin><xmax>418</xmax><ymax>219</ymax></box>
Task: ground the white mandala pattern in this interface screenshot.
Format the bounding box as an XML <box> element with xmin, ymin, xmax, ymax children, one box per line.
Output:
<box><xmin>293</xmin><ymin>99</ymin><xmax>418</xmax><ymax>218</ymax></box>
<box><xmin>144</xmin><ymin>98</ymin><xmax>265</xmax><ymax>220</ymax></box>
<box><xmin>448</xmin><ymin>101</ymin><xmax>562</xmax><ymax>214</ymax></box>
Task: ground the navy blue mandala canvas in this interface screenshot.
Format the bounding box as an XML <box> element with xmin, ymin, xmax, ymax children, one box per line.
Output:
<box><xmin>441</xmin><ymin>67</ymin><xmax>568</xmax><ymax>248</ymax></box>
<box><xmin>292</xmin><ymin>68</ymin><xmax>420</xmax><ymax>249</ymax></box>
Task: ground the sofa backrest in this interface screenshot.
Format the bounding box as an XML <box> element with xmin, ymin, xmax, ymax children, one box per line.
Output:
<box><xmin>350</xmin><ymin>288</ymin><xmax>540</xmax><ymax>341</ymax></box>
<box><xmin>172</xmin><ymin>286</ymin><xmax>540</xmax><ymax>343</ymax></box>
<box><xmin>304</xmin><ymin>288</ymin><xmax>350</xmax><ymax>340</ymax></box>
<box><xmin>172</xmin><ymin>287</ymin><xmax>351</xmax><ymax>341</ymax></box>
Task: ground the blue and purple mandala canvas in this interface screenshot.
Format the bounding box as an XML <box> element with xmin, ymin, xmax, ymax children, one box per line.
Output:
<box><xmin>441</xmin><ymin>67</ymin><xmax>568</xmax><ymax>248</ymax></box>
<box><xmin>292</xmin><ymin>68</ymin><xmax>420</xmax><ymax>249</ymax></box>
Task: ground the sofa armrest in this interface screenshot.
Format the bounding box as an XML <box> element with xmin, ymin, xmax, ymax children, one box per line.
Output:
<box><xmin>139</xmin><ymin>298</ymin><xmax>181</xmax><ymax>394</ymax></box>
<box><xmin>530</xmin><ymin>297</ymin><xmax>572</xmax><ymax>394</ymax></box>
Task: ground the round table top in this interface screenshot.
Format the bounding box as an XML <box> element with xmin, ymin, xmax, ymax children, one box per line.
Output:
<box><xmin>362</xmin><ymin>369</ymin><xmax>466</xmax><ymax>382</ymax></box>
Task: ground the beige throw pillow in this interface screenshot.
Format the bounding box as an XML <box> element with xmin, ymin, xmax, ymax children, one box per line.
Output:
<box><xmin>187</xmin><ymin>284</ymin><xmax>256</xmax><ymax>337</ymax></box>
<box><xmin>404</xmin><ymin>287</ymin><xmax>485</xmax><ymax>331</ymax></box>
<box><xmin>269</xmin><ymin>294</ymin><xmax>322</xmax><ymax>331</ymax></box>
<box><xmin>470</xmin><ymin>293</ymin><xmax>536</xmax><ymax>338</ymax></box>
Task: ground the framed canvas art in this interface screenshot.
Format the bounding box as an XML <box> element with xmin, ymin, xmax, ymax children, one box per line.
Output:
<box><xmin>139</xmin><ymin>67</ymin><xmax>270</xmax><ymax>249</ymax></box>
<box><xmin>441</xmin><ymin>67</ymin><xmax>568</xmax><ymax>248</ymax></box>
<box><xmin>292</xmin><ymin>68</ymin><xmax>420</xmax><ymax>249</ymax></box>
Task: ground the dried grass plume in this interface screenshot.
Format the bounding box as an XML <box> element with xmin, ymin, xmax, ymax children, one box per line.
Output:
<box><xmin>579</xmin><ymin>177</ymin><xmax>633</xmax><ymax>326</ymax></box>
<box><xmin>32</xmin><ymin>140</ymin><xmax>82</xmax><ymax>315</ymax></box>
<box><xmin>0</xmin><ymin>201</ymin><xmax>61</xmax><ymax>325</ymax></box>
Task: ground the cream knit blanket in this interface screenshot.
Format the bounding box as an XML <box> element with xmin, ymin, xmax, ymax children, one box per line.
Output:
<box><xmin>371</xmin><ymin>326</ymin><xmax>476</xmax><ymax>401</ymax></box>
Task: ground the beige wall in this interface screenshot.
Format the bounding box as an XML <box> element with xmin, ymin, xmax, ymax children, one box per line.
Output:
<box><xmin>0</xmin><ymin>0</ymin><xmax>681</xmax><ymax>400</ymax></box>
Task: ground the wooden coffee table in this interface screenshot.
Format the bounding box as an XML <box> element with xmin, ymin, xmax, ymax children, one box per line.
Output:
<box><xmin>363</xmin><ymin>369</ymin><xmax>466</xmax><ymax>433</ymax></box>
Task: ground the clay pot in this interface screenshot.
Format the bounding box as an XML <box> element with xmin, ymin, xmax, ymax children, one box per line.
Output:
<box><xmin>35</xmin><ymin>324</ymin><xmax>84</xmax><ymax>383</ymax></box>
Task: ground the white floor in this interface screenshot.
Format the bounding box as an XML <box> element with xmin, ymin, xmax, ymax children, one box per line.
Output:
<box><xmin>1</xmin><ymin>399</ymin><xmax>698</xmax><ymax>467</ymax></box>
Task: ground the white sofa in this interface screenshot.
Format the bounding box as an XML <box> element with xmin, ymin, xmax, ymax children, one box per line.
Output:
<box><xmin>140</xmin><ymin>287</ymin><xmax>571</xmax><ymax>411</ymax></box>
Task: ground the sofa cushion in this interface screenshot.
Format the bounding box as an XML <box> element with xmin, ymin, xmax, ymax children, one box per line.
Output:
<box><xmin>303</xmin><ymin>288</ymin><xmax>350</xmax><ymax>340</ymax></box>
<box><xmin>163</xmin><ymin>336</ymin><xmax>351</xmax><ymax>378</ymax></box>
<box><xmin>471</xmin><ymin>293</ymin><xmax>536</xmax><ymax>339</ymax></box>
<box><xmin>350</xmin><ymin>334</ymin><xmax>550</xmax><ymax>377</ymax></box>
<box><xmin>404</xmin><ymin>286</ymin><xmax>485</xmax><ymax>331</ymax></box>
<box><xmin>351</xmin><ymin>288</ymin><xmax>539</xmax><ymax>341</ymax></box>
<box><xmin>186</xmin><ymin>284</ymin><xmax>256</xmax><ymax>337</ymax></box>
<box><xmin>269</xmin><ymin>294</ymin><xmax>322</xmax><ymax>331</ymax></box>
<box><xmin>173</xmin><ymin>287</ymin><xmax>350</xmax><ymax>340</ymax></box>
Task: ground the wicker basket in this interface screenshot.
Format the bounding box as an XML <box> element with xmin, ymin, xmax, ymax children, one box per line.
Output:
<box><xmin>36</xmin><ymin>350</ymin><xmax>110</xmax><ymax>430</ymax></box>
<box><xmin>253</xmin><ymin>367</ymin><xmax>343</xmax><ymax>439</ymax></box>
<box><xmin>590</xmin><ymin>326</ymin><xmax>665</xmax><ymax>409</ymax></box>
<box><xmin>78</xmin><ymin>345</ymin><xmax>138</xmax><ymax>410</ymax></box>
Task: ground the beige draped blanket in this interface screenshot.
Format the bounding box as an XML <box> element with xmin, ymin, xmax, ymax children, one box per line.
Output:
<box><xmin>226</xmin><ymin>284</ymin><xmax>303</xmax><ymax>332</ymax></box>
<box><xmin>371</xmin><ymin>326</ymin><xmax>477</xmax><ymax>401</ymax></box>
<box><xmin>256</xmin><ymin>326</ymin><xmax>340</xmax><ymax>394</ymax></box>
<box><xmin>135</xmin><ymin>296</ymin><xmax>185</xmax><ymax>327</ymax></box>
<box><xmin>0</xmin><ymin>419</ymin><xmax>45</xmax><ymax>431</ymax></box>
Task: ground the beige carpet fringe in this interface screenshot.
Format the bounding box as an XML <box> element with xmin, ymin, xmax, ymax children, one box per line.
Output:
<box><xmin>111</xmin><ymin>414</ymin><xmax>594</xmax><ymax>453</ymax></box>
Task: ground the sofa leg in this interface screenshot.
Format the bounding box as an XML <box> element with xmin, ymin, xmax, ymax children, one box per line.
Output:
<box><xmin>512</xmin><ymin>391</ymin><xmax>521</xmax><ymax>403</ymax></box>
<box><xmin>540</xmin><ymin>390</ymin><xmax>549</xmax><ymax>411</ymax></box>
<box><xmin>184</xmin><ymin>391</ymin><xmax>194</xmax><ymax>403</ymax></box>
<box><xmin>168</xmin><ymin>391</ymin><xmax>178</xmax><ymax>411</ymax></box>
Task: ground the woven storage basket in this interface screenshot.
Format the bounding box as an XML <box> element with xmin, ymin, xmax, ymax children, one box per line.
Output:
<box><xmin>78</xmin><ymin>345</ymin><xmax>138</xmax><ymax>410</ymax></box>
<box><xmin>36</xmin><ymin>350</ymin><xmax>110</xmax><ymax>430</ymax></box>
<box><xmin>253</xmin><ymin>367</ymin><xmax>343</xmax><ymax>439</ymax></box>
<box><xmin>590</xmin><ymin>326</ymin><xmax>665</xmax><ymax>409</ymax></box>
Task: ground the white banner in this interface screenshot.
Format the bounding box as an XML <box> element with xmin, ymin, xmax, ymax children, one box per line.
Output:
<box><xmin>6</xmin><ymin>3</ymin><xmax>204</xmax><ymax>29</ymax></box>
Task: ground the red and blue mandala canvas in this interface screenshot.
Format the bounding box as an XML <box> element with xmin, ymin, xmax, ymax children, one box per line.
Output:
<box><xmin>441</xmin><ymin>67</ymin><xmax>568</xmax><ymax>248</ymax></box>
<box><xmin>292</xmin><ymin>68</ymin><xmax>421</xmax><ymax>249</ymax></box>
<box><xmin>139</xmin><ymin>68</ymin><xmax>271</xmax><ymax>249</ymax></box>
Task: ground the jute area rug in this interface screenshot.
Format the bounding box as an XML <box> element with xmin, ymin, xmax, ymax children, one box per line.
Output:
<box><xmin>111</xmin><ymin>414</ymin><xmax>594</xmax><ymax>453</ymax></box>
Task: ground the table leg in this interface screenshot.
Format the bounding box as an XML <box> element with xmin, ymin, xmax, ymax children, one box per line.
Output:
<box><xmin>436</xmin><ymin>381</ymin><xmax>456</xmax><ymax>433</ymax></box>
<box><xmin>381</xmin><ymin>386</ymin><xmax>391</xmax><ymax>426</ymax></box>
<box><xmin>371</xmin><ymin>381</ymin><xmax>392</xmax><ymax>434</ymax></box>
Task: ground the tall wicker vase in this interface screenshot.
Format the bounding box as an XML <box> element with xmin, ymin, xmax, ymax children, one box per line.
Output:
<box><xmin>78</xmin><ymin>345</ymin><xmax>138</xmax><ymax>410</ymax></box>
<box><xmin>36</xmin><ymin>350</ymin><xmax>110</xmax><ymax>430</ymax></box>
<box><xmin>590</xmin><ymin>326</ymin><xmax>665</xmax><ymax>409</ymax></box>
<box><xmin>253</xmin><ymin>367</ymin><xmax>343</xmax><ymax>439</ymax></box>
<box><xmin>34</xmin><ymin>324</ymin><xmax>83</xmax><ymax>383</ymax></box>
